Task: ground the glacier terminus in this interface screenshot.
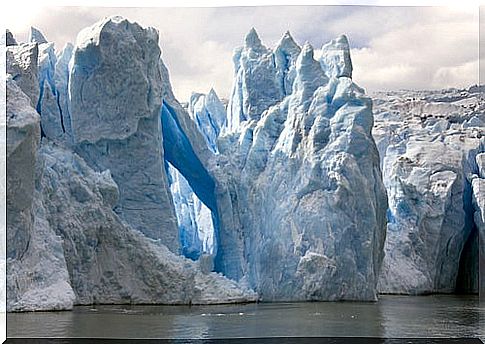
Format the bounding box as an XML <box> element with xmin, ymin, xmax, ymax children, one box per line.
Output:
<box><xmin>4</xmin><ymin>15</ymin><xmax>483</xmax><ymax>311</ymax></box>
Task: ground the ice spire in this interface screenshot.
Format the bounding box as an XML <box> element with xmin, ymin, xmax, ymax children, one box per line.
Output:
<box><xmin>244</xmin><ymin>27</ymin><xmax>264</xmax><ymax>50</ymax></box>
<box><xmin>29</xmin><ymin>27</ymin><xmax>48</xmax><ymax>44</ymax></box>
<box><xmin>6</xmin><ymin>29</ymin><xmax>17</xmax><ymax>46</ymax></box>
<box><xmin>276</xmin><ymin>30</ymin><xmax>300</xmax><ymax>55</ymax></box>
<box><xmin>293</xmin><ymin>42</ymin><xmax>328</xmax><ymax>104</ymax></box>
<box><xmin>274</xmin><ymin>31</ymin><xmax>301</xmax><ymax>96</ymax></box>
<box><xmin>299</xmin><ymin>41</ymin><xmax>315</xmax><ymax>63</ymax></box>
<box><xmin>207</xmin><ymin>87</ymin><xmax>218</xmax><ymax>100</ymax></box>
<box><xmin>320</xmin><ymin>34</ymin><xmax>353</xmax><ymax>78</ymax></box>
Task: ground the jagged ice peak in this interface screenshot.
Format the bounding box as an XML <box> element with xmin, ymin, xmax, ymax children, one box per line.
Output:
<box><xmin>29</xmin><ymin>26</ymin><xmax>48</xmax><ymax>44</ymax></box>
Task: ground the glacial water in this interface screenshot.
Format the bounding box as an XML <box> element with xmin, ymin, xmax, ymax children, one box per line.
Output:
<box><xmin>7</xmin><ymin>295</ymin><xmax>485</xmax><ymax>339</ymax></box>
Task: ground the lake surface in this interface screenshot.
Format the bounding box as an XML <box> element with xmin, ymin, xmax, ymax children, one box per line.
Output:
<box><xmin>7</xmin><ymin>295</ymin><xmax>485</xmax><ymax>339</ymax></box>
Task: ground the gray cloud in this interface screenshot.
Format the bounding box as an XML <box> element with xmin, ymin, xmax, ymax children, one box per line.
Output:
<box><xmin>9</xmin><ymin>6</ymin><xmax>479</xmax><ymax>100</ymax></box>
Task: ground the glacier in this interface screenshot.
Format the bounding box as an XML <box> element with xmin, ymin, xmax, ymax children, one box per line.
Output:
<box><xmin>188</xmin><ymin>89</ymin><xmax>226</xmax><ymax>153</ymax></box>
<box><xmin>213</xmin><ymin>30</ymin><xmax>387</xmax><ymax>301</ymax></box>
<box><xmin>165</xmin><ymin>88</ymin><xmax>226</xmax><ymax>261</ymax></box>
<box><xmin>471</xmin><ymin>153</ymin><xmax>485</xmax><ymax>296</ymax></box>
<box><xmin>69</xmin><ymin>17</ymin><xmax>180</xmax><ymax>247</ymax></box>
<box><xmin>5</xmin><ymin>14</ymin><xmax>483</xmax><ymax>311</ymax></box>
<box><xmin>5</xmin><ymin>18</ymin><xmax>257</xmax><ymax>312</ymax></box>
<box><xmin>373</xmin><ymin>88</ymin><xmax>484</xmax><ymax>294</ymax></box>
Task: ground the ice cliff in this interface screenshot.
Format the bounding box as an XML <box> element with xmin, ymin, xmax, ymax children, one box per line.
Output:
<box><xmin>471</xmin><ymin>153</ymin><xmax>485</xmax><ymax>296</ymax></box>
<box><xmin>68</xmin><ymin>18</ymin><xmax>179</xmax><ymax>247</ymax></box>
<box><xmin>6</xmin><ymin>15</ymin><xmax>481</xmax><ymax>311</ymax></box>
<box><xmin>6</xmin><ymin>76</ymin><xmax>75</xmax><ymax>311</ymax></box>
<box><xmin>214</xmin><ymin>30</ymin><xmax>387</xmax><ymax>301</ymax></box>
<box><xmin>373</xmin><ymin>88</ymin><xmax>484</xmax><ymax>294</ymax></box>
<box><xmin>6</xmin><ymin>18</ymin><xmax>257</xmax><ymax>312</ymax></box>
<box><xmin>6</xmin><ymin>19</ymin><xmax>388</xmax><ymax>308</ymax></box>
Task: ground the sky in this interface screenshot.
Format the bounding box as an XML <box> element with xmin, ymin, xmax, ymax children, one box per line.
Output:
<box><xmin>5</xmin><ymin>5</ymin><xmax>481</xmax><ymax>102</ymax></box>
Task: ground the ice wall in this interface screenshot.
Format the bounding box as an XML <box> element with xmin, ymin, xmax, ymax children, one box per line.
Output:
<box><xmin>68</xmin><ymin>17</ymin><xmax>179</xmax><ymax>248</ymax></box>
<box><xmin>215</xmin><ymin>30</ymin><xmax>387</xmax><ymax>301</ymax></box>
<box><xmin>373</xmin><ymin>89</ymin><xmax>484</xmax><ymax>294</ymax></box>
<box><xmin>5</xmin><ymin>21</ymin><xmax>258</xmax><ymax>311</ymax></box>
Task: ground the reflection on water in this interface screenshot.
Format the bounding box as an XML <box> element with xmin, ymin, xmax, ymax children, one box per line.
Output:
<box><xmin>7</xmin><ymin>295</ymin><xmax>485</xmax><ymax>339</ymax></box>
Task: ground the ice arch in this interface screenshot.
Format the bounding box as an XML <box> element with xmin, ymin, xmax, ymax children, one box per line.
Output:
<box><xmin>161</xmin><ymin>101</ymin><xmax>219</xmax><ymax>261</ymax></box>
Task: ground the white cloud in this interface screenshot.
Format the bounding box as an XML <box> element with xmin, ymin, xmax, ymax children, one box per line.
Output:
<box><xmin>351</xmin><ymin>7</ymin><xmax>478</xmax><ymax>92</ymax></box>
<box><xmin>7</xmin><ymin>5</ymin><xmax>479</xmax><ymax>100</ymax></box>
<box><xmin>432</xmin><ymin>60</ymin><xmax>479</xmax><ymax>88</ymax></box>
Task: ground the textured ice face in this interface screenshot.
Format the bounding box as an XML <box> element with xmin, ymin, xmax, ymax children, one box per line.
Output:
<box><xmin>8</xmin><ymin>27</ymin><xmax>71</xmax><ymax>145</ymax></box>
<box><xmin>372</xmin><ymin>88</ymin><xmax>484</xmax><ymax>294</ymax></box>
<box><xmin>214</xmin><ymin>31</ymin><xmax>387</xmax><ymax>301</ymax></box>
<box><xmin>5</xmin><ymin>17</ymin><xmax>258</xmax><ymax>311</ymax></box>
<box><xmin>69</xmin><ymin>16</ymin><xmax>179</xmax><ymax>247</ymax></box>
<box><xmin>11</xmin><ymin>27</ymin><xmax>74</xmax><ymax>145</ymax></box>
<box><xmin>54</xmin><ymin>43</ymin><xmax>74</xmax><ymax>141</ymax></box>
<box><xmin>32</xmin><ymin>143</ymin><xmax>255</xmax><ymax>307</ymax></box>
<box><xmin>6</xmin><ymin>78</ymin><xmax>41</xmax><ymax>261</ymax></box>
<box><xmin>36</xmin><ymin>39</ymin><xmax>65</xmax><ymax>141</ymax></box>
<box><xmin>167</xmin><ymin>162</ymin><xmax>215</xmax><ymax>260</ymax></box>
<box><xmin>274</xmin><ymin>31</ymin><xmax>301</xmax><ymax>97</ymax></box>
<box><xmin>471</xmin><ymin>153</ymin><xmax>485</xmax><ymax>296</ymax></box>
<box><xmin>226</xmin><ymin>29</ymin><xmax>284</xmax><ymax>132</ymax></box>
<box><xmin>319</xmin><ymin>35</ymin><xmax>353</xmax><ymax>78</ymax></box>
<box><xmin>6</xmin><ymin>42</ymin><xmax>39</xmax><ymax>107</ymax></box>
<box><xmin>6</xmin><ymin>41</ymin><xmax>74</xmax><ymax>312</ymax></box>
<box><xmin>188</xmin><ymin>89</ymin><xmax>226</xmax><ymax>153</ymax></box>
<box><xmin>69</xmin><ymin>16</ymin><xmax>161</xmax><ymax>143</ymax></box>
<box><xmin>6</xmin><ymin>78</ymin><xmax>75</xmax><ymax>312</ymax></box>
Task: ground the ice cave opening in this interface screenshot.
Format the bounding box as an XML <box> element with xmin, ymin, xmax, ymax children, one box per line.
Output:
<box><xmin>161</xmin><ymin>100</ymin><xmax>218</xmax><ymax>262</ymax></box>
<box><xmin>456</xmin><ymin>171</ymin><xmax>480</xmax><ymax>294</ymax></box>
<box><xmin>165</xmin><ymin>161</ymin><xmax>216</xmax><ymax>260</ymax></box>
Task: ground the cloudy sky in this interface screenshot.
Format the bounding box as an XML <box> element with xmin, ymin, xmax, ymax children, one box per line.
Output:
<box><xmin>6</xmin><ymin>5</ymin><xmax>480</xmax><ymax>101</ymax></box>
